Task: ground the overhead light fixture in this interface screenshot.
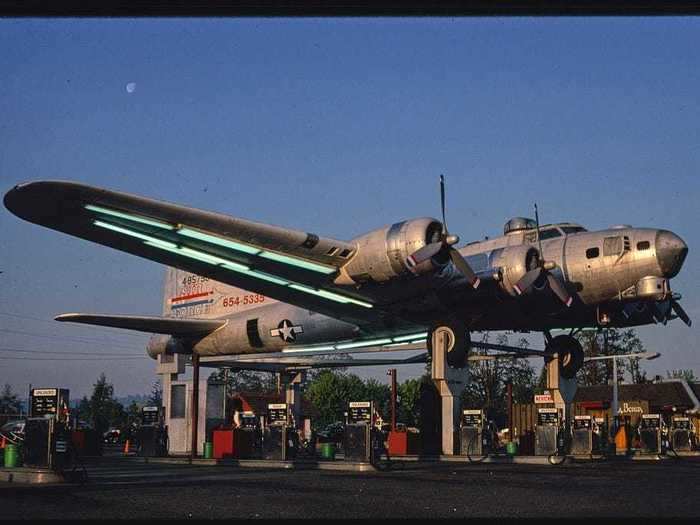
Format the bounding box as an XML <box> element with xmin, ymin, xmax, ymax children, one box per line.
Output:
<box><xmin>86</xmin><ymin>205</ymin><xmax>173</xmax><ymax>230</ymax></box>
<box><xmin>259</xmin><ymin>251</ymin><xmax>336</xmax><ymax>274</ymax></box>
<box><xmin>392</xmin><ymin>332</ymin><xmax>429</xmax><ymax>343</ymax></box>
<box><xmin>336</xmin><ymin>338</ymin><xmax>393</xmax><ymax>350</ymax></box>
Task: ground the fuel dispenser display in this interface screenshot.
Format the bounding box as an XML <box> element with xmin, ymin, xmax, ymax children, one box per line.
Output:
<box><xmin>639</xmin><ymin>414</ymin><xmax>662</xmax><ymax>454</ymax></box>
<box><xmin>535</xmin><ymin>408</ymin><xmax>560</xmax><ymax>456</ymax></box>
<box><xmin>262</xmin><ymin>403</ymin><xmax>292</xmax><ymax>461</ymax></box>
<box><xmin>137</xmin><ymin>406</ymin><xmax>167</xmax><ymax>457</ymax></box>
<box><xmin>570</xmin><ymin>415</ymin><xmax>593</xmax><ymax>455</ymax></box>
<box><xmin>459</xmin><ymin>409</ymin><xmax>484</xmax><ymax>457</ymax></box>
<box><xmin>344</xmin><ymin>401</ymin><xmax>373</xmax><ymax>463</ymax></box>
<box><xmin>670</xmin><ymin>416</ymin><xmax>693</xmax><ymax>452</ymax></box>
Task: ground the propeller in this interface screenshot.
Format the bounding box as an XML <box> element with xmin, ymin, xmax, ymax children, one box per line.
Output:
<box><xmin>512</xmin><ymin>204</ymin><xmax>573</xmax><ymax>307</ymax></box>
<box><xmin>671</xmin><ymin>298</ymin><xmax>692</xmax><ymax>327</ymax></box>
<box><xmin>405</xmin><ymin>175</ymin><xmax>480</xmax><ymax>288</ymax></box>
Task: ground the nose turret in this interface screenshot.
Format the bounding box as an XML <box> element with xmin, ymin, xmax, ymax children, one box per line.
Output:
<box><xmin>656</xmin><ymin>230</ymin><xmax>688</xmax><ymax>278</ymax></box>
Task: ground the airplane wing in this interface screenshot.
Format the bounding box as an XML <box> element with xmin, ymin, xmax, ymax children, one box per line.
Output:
<box><xmin>54</xmin><ymin>313</ymin><xmax>227</xmax><ymax>336</ymax></box>
<box><xmin>4</xmin><ymin>181</ymin><xmax>379</xmax><ymax>327</ymax></box>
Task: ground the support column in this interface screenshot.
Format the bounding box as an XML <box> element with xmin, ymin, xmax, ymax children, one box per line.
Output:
<box><xmin>546</xmin><ymin>353</ymin><xmax>578</xmax><ymax>434</ymax></box>
<box><xmin>283</xmin><ymin>371</ymin><xmax>305</xmax><ymax>428</ymax></box>
<box><xmin>431</xmin><ymin>330</ymin><xmax>468</xmax><ymax>455</ymax></box>
<box><xmin>190</xmin><ymin>353</ymin><xmax>200</xmax><ymax>458</ymax></box>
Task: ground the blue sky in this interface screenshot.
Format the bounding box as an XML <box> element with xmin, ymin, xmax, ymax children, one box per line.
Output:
<box><xmin>1</xmin><ymin>18</ymin><xmax>698</xmax><ymax>398</ymax></box>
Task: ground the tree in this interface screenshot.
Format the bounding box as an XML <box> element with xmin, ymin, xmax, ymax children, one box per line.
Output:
<box><xmin>666</xmin><ymin>369</ymin><xmax>698</xmax><ymax>383</ymax></box>
<box><xmin>148</xmin><ymin>380</ymin><xmax>163</xmax><ymax>407</ymax></box>
<box><xmin>0</xmin><ymin>384</ymin><xmax>22</xmax><ymax>416</ymax></box>
<box><xmin>576</xmin><ymin>328</ymin><xmax>648</xmax><ymax>386</ymax></box>
<box><xmin>461</xmin><ymin>333</ymin><xmax>537</xmax><ymax>427</ymax></box>
<box><xmin>208</xmin><ymin>368</ymin><xmax>277</xmax><ymax>395</ymax></box>
<box><xmin>397</xmin><ymin>377</ymin><xmax>424</xmax><ymax>427</ymax></box>
<box><xmin>86</xmin><ymin>373</ymin><xmax>126</xmax><ymax>434</ymax></box>
<box><xmin>303</xmin><ymin>370</ymin><xmax>368</xmax><ymax>429</ymax></box>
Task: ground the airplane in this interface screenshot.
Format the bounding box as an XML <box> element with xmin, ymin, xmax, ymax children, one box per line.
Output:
<box><xmin>3</xmin><ymin>177</ymin><xmax>690</xmax><ymax>379</ymax></box>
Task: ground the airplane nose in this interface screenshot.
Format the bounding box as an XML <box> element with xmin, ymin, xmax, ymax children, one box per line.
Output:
<box><xmin>656</xmin><ymin>230</ymin><xmax>688</xmax><ymax>278</ymax></box>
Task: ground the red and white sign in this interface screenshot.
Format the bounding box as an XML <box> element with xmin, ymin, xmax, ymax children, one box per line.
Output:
<box><xmin>534</xmin><ymin>392</ymin><xmax>554</xmax><ymax>404</ymax></box>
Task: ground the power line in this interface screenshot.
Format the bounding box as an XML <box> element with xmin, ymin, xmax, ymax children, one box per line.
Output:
<box><xmin>0</xmin><ymin>328</ymin><xmax>146</xmax><ymax>350</ymax></box>
<box><xmin>0</xmin><ymin>346</ymin><xmax>143</xmax><ymax>356</ymax></box>
<box><xmin>0</xmin><ymin>312</ymin><xmax>149</xmax><ymax>340</ymax></box>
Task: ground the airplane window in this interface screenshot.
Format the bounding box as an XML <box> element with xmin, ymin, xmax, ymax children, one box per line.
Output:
<box><xmin>538</xmin><ymin>229</ymin><xmax>562</xmax><ymax>241</ymax></box>
<box><xmin>586</xmin><ymin>247</ymin><xmax>599</xmax><ymax>259</ymax></box>
<box><xmin>603</xmin><ymin>236</ymin><xmax>623</xmax><ymax>256</ymax></box>
<box><xmin>466</xmin><ymin>253</ymin><xmax>489</xmax><ymax>273</ymax></box>
<box><xmin>637</xmin><ymin>241</ymin><xmax>650</xmax><ymax>251</ymax></box>
<box><xmin>562</xmin><ymin>226</ymin><xmax>586</xmax><ymax>235</ymax></box>
<box><xmin>339</xmin><ymin>248</ymin><xmax>352</xmax><ymax>258</ymax></box>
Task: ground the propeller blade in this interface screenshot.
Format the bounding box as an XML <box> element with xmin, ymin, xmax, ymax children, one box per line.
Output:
<box><xmin>448</xmin><ymin>248</ymin><xmax>480</xmax><ymax>288</ymax></box>
<box><xmin>513</xmin><ymin>267</ymin><xmax>543</xmax><ymax>296</ymax></box>
<box><xmin>671</xmin><ymin>299</ymin><xmax>692</xmax><ymax>327</ymax></box>
<box><xmin>653</xmin><ymin>300</ymin><xmax>672</xmax><ymax>325</ymax></box>
<box><xmin>545</xmin><ymin>273</ymin><xmax>573</xmax><ymax>307</ymax></box>
<box><xmin>406</xmin><ymin>242</ymin><xmax>444</xmax><ymax>269</ymax></box>
<box><xmin>440</xmin><ymin>174</ymin><xmax>448</xmax><ymax>235</ymax></box>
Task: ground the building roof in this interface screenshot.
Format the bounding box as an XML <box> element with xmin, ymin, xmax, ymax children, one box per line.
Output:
<box><xmin>574</xmin><ymin>382</ymin><xmax>699</xmax><ymax>409</ymax></box>
<box><xmin>230</xmin><ymin>392</ymin><xmax>317</xmax><ymax>418</ymax></box>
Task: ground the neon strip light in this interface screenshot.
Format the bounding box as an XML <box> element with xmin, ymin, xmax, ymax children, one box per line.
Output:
<box><xmin>177</xmin><ymin>228</ymin><xmax>261</xmax><ymax>254</ymax></box>
<box><xmin>258</xmin><ymin>251</ymin><xmax>336</xmax><ymax>274</ymax></box>
<box><xmin>86</xmin><ymin>205</ymin><xmax>173</xmax><ymax>230</ymax></box>
<box><xmin>392</xmin><ymin>332</ymin><xmax>429</xmax><ymax>343</ymax></box>
<box><xmin>93</xmin><ymin>221</ymin><xmax>178</xmax><ymax>248</ymax></box>
<box><xmin>98</xmin><ymin>222</ymin><xmax>372</xmax><ymax>309</ymax></box>
<box><xmin>336</xmin><ymin>338</ymin><xmax>393</xmax><ymax>350</ymax></box>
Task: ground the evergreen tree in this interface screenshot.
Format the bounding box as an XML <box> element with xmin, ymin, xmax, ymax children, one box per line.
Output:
<box><xmin>666</xmin><ymin>369</ymin><xmax>698</xmax><ymax>383</ymax></box>
<box><xmin>86</xmin><ymin>373</ymin><xmax>126</xmax><ymax>434</ymax></box>
<box><xmin>0</xmin><ymin>384</ymin><xmax>22</xmax><ymax>416</ymax></box>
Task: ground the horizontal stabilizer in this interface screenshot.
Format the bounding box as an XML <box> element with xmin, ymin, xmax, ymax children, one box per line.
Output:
<box><xmin>55</xmin><ymin>313</ymin><xmax>227</xmax><ymax>336</ymax></box>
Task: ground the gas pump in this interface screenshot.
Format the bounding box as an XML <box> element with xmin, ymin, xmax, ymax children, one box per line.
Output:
<box><xmin>344</xmin><ymin>401</ymin><xmax>373</xmax><ymax>463</ymax></box>
<box><xmin>23</xmin><ymin>388</ymin><xmax>72</xmax><ymax>470</ymax></box>
<box><xmin>459</xmin><ymin>409</ymin><xmax>484</xmax><ymax>457</ymax></box>
<box><xmin>639</xmin><ymin>414</ymin><xmax>662</xmax><ymax>454</ymax></box>
<box><xmin>570</xmin><ymin>415</ymin><xmax>593</xmax><ymax>455</ymax></box>
<box><xmin>137</xmin><ymin>406</ymin><xmax>167</xmax><ymax>457</ymax></box>
<box><xmin>670</xmin><ymin>416</ymin><xmax>692</xmax><ymax>452</ymax></box>
<box><xmin>535</xmin><ymin>408</ymin><xmax>560</xmax><ymax>456</ymax></box>
<box><xmin>262</xmin><ymin>403</ymin><xmax>292</xmax><ymax>461</ymax></box>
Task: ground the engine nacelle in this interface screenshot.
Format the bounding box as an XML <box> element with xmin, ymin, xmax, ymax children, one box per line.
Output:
<box><xmin>146</xmin><ymin>334</ymin><xmax>191</xmax><ymax>359</ymax></box>
<box><xmin>490</xmin><ymin>245</ymin><xmax>540</xmax><ymax>297</ymax></box>
<box><xmin>335</xmin><ymin>217</ymin><xmax>444</xmax><ymax>285</ymax></box>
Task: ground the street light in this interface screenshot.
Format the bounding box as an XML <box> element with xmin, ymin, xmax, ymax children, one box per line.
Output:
<box><xmin>585</xmin><ymin>351</ymin><xmax>661</xmax><ymax>430</ymax></box>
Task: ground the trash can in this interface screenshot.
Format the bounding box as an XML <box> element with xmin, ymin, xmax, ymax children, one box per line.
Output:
<box><xmin>320</xmin><ymin>442</ymin><xmax>336</xmax><ymax>460</ymax></box>
<box><xmin>3</xmin><ymin>444</ymin><xmax>19</xmax><ymax>468</ymax></box>
<box><xmin>204</xmin><ymin>442</ymin><xmax>213</xmax><ymax>459</ymax></box>
<box><xmin>506</xmin><ymin>441</ymin><xmax>517</xmax><ymax>456</ymax></box>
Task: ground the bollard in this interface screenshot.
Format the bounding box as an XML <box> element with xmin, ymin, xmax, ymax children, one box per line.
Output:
<box><xmin>3</xmin><ymin>444</ymin><xmax>19</xmax><ymax>468</ymax></box>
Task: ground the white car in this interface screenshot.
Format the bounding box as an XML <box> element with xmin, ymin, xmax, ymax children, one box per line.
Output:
<box><xmin>1</xmin><ymin>420</ymin><xmax>25</xmax><ymax>439</ymax></box>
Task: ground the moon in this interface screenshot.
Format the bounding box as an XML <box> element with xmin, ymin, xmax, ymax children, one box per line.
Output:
<box><xmin>126</xmin><ymin>82</ymin><xmax>136</xmax><ymax>94</ymax></box>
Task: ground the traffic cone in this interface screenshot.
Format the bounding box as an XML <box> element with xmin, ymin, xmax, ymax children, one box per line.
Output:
<box><xmin>123</xmin><ymin>439</ymin><xmax>130</xmax><ymax>455</ymax></box>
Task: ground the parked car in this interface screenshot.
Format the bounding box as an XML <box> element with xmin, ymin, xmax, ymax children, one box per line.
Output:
<box><xmin>1</xmin><ymin>420</ymin><xmax>25</xmax><ymax>441</ymax></box>
<box><xmin>316</xmin><ymin>421</ymin><xmax>344</xmax><ymax>444</ymax></box>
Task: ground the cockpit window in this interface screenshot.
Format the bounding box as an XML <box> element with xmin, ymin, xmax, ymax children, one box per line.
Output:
<box><xmin>603</xmin><ymin>236</ymin><xmax>623</xmax><ymax>256</ymax></box>
<box><xmin>561</xmin><ymin>226</ymin><xmax>586</xmax><ymax>235</ymax></box>
<box><xmin>637</xmin><ymin>240</ymin><xmax>650</xmax><ymax>251</ymax></box>
<box><xmin>538</xmin><ymin>228</ymin><xmax>562</xmax><ymax>241</ymax></box>
<box><xmin>586</xmin><ymin>247</ymin><xmax>599</xmax><ymax>259</ymax></box>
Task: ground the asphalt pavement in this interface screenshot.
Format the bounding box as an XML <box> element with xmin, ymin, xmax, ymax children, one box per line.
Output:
<box><xmin>1</xmin><ymin>456</ymin><xmax>700</xmax><ymax>519</ymax></box>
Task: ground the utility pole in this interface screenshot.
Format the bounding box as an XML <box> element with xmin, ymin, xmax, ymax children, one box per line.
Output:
<box><xmin>387</xmin><ymin>369</ymin><xmax>397</xmax><ymax>431</ymax></box>
<box><xmin>191</xmin><ymin>353</ymin><xmax>200</xmax><ymax>459</ymax></box>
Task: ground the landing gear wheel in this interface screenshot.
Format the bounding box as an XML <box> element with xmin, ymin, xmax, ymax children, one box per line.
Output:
<box><xmin>427</xmin><ymin>321</ymin><xmax>471</xmax><ymax>369</ymax></box>
<box><xmin>547</xmin><ymin>334</ymin><xmax>584</xmax><ymax>379</ymax></box>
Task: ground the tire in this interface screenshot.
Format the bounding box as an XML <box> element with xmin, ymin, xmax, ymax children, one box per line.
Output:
<box><xmin>427</xmin><ymin>322</ymin><xmax>471</xmax><ymax>369</ymax></box>
<box><xmin>548</xmin><ymin>335</ymin><xmax>584</xmax><ymax>379</ymax></box>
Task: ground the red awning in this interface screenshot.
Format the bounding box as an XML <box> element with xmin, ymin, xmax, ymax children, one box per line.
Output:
<box><xmin>579</xmin><ymin>402</ymin><xmax>604</xmax><ymax>410</ymax></box>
